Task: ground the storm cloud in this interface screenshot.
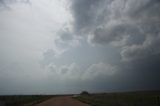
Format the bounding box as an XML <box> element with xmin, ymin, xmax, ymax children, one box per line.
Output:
<box><xmin>70</xmin><ymin>0</ymin><xmax>160</xmax><ymax>89</ymax></box>
<box><xmin>0</xmin><ymin>0</ymin><xmax>160</xmax><ymax>95</ymax></box>
<box><xmin>71</xmin><ymin>0</ymin><xmax>160</xmax><ymax>61</ymax></box>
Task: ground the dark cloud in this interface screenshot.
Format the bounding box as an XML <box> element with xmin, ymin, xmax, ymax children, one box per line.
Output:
<box><xmin>121</xmin><ymin>35</ymin><xmax>160</xmax><ymax>61</ymax></box>
<box><xmin>71</xmin><ymin>0</ymin><xmax>98</xmax><ymax>32</ymax></box>
<box><xmin>71</xmin><ymin>0</ymin><xmax>112</xmax><ymax>34</ymax></box>
<box><xmin>0</xmin><ymin>0</ymin><xmax>8</xmax><ymax>10</ymax></box>
<box><xmin>123</xmin><ymin>54</ymin><xmax>160</xmax><ymax>90</ymax></box>
<box><xmin>70</xmin><ymin>0</ymin><xmax>160</xmax><ymax>91</ymax></box>
<box><xmin>71</xmin><ymin>0</ymin><xmax>160</xmax><ymax>60</ymax></box>
<box><xmin>87</xmin><ymin>54</ymin><xmax>160</xmax><ymax>91</ymax></box>
<box><xmin>91</xmin><ymin>23</ymin><xmax>143</xmax><ymax>45</ymax></box>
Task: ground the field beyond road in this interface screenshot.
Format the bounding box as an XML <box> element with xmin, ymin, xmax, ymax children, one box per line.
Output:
<box><xmin>0</xmin><ymin>91</ymin><xmax>160</xmax><ymax>106</ymax></box>
<box><xmin>75</xmin><ymin>91</ymin><xmax>160</xmax><ymax>106</ymax></box>
<box><xmin>35</xmin><ymin>96</ymin><xmax>89</xmax><ymax>106</ymax></box>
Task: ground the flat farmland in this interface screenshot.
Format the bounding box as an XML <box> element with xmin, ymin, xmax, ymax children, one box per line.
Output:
<box><xmin>0</xmin><ymin>95</ymin><xmax>53</xmax><ymax>106</ymax></box>
<box><xmin>1</xmin><ymin>91</ymin><xmax>160</xmax><ymax>106</ymax></box>
<box><xmin>75</xmin><ymin>91</ymin><xmax>160</xmax><ymax>106</ymax></box>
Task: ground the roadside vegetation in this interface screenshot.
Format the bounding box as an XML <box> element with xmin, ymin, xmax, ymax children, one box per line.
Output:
<box><xmin>75</xmin><ymin>91</ymin><xmax>160</xmax><ymax>106</ymax></box>
<box><xmin>0</xmin><ymin>95</ymin><xmax>54</xmax><ymax>106</ymax></box>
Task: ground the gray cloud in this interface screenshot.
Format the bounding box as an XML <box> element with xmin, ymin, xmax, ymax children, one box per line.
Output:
<box><xmin>69</xmin><ymin>0</ymin><xmax>160</xmax><ymax>91</ymax></box>
<box><xmin>0</xmin><ymin>0</ymin><xmax>160</xmax><ymax>95</ymax></box>
<box><xmin>121</xmin><ymin>54</ymin><xmax>160</xmax><ymax>90</ymax></box>
<box><xmin>58</xmin><ymin>29</ymin><xmax>73</xmax><ymax>41</ymax></box>
<box><xmin>0</xmin><ymin>0</ymin><xmax>31</xmax><ymax>11</ymax></box>
<box><xmin>71</xmin><ymin>0</ymin><xmax>160</xmax><ymax>61</ymax></box>
<box><xmin>54</xmin><ymin>27</ymin><xmax>81</xmax><ymax>50</ymax></box>
<box><xmin>121</xmin><ymin>34</ymin><xmax>160</xmax><ymax>61</ymax></box>
<box><xmin>71</xmin><ymin>0</ymin><xmax>112</xmax><ymax>34</ymax></box>
<box><xmin>0</xmin><ymin>0</ymin><xmax>30</xmax><ymax>4</ymax></box>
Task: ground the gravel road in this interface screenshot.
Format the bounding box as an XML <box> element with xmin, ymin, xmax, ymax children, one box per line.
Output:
<box><xmin>34</xmin><ymin>96</ymin><xmax>89</xmax><ymax>106</ymax></box>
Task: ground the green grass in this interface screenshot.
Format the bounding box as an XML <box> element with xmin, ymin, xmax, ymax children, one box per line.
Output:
<box><xmin>0</xmin><ymin>95</ymin><xmax>54</xmax><ymax>106</ymax></box>
<box><xmin>75</xmin><ymin>91</ymin><xmax>160</xmax><ymax>106</ymax></box>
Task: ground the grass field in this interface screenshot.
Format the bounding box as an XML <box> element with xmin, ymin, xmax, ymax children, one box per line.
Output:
<box><xmin>75</xmin><ymin>91</ymin><xmax>160</xmax><ymax>106</ymax></box>
<box><xmin>0</xmin><ymin>95</ymin><xmax>54</xmax><ymax>106</ymax></box>
<box><xmin>1</xmin><ymin>91</ymin><xmax>160</xmax><ymax>106</ymax></box>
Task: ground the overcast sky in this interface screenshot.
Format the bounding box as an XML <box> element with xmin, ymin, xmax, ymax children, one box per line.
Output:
<box><xmin>0</xmin><ymin>0</ymin><xmax>160</xmax><ymax>95</ymax></box>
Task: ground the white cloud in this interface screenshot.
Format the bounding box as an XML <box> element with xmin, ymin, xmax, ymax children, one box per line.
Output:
<box><xmin>82</xmin><ymin>62</ymin><xmax>117</xmax><ymax>80</ymax></box>
<box><xmin>44</xmin><ymin>62</ymin><xmax>118</xmax><ymax>81</ymax></box>
<box><xmin>0</xmin><ymin>0</ymin><xmax>76</xmax><ymax>94</ymax></box>
<box><xmin>45</xmin><ymin>63</ymin><xmax>83</xmax><ymax>80</ymax></box>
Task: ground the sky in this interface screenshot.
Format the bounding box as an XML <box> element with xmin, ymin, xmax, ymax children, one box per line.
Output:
<box><xmin>0</xmin><ymin>0</ymin><xmax>160</xmax><ymax>95</ymax></box>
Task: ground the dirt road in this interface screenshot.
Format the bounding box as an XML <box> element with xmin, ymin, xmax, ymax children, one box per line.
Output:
<box><xmin>34</xmin><ymin>96</ymin><xmax>90</xmax><ymax>106</ymax></box>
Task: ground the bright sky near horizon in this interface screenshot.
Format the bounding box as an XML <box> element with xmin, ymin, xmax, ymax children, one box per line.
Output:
<box><xmin>0</xmin><ymin>0</ymin><xmax>160</xmax><ymax>95</ymax></box>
